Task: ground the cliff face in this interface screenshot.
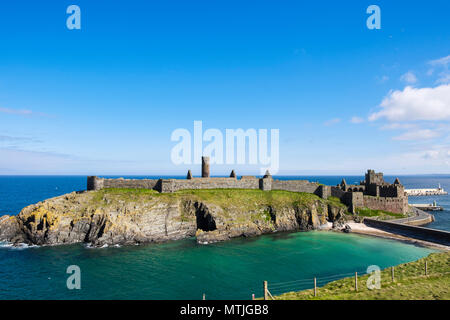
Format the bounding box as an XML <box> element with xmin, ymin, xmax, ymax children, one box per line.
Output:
<box><xmin>0</xmin><ymin>189</ymin><xmax>348</xmax><ymax>247</ymax></box>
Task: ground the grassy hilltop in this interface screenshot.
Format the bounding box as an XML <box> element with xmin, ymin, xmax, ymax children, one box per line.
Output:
<box><xmin>93</xmin><ymin>188</ymin><xmax>346</xmax><ymax>211</ymax></box>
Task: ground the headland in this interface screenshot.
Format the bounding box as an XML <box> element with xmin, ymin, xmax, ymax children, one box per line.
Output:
<box><xmin>0</xmin><ymin>158</ymin><xmax>447</xmax><ymax>248</ymax></box>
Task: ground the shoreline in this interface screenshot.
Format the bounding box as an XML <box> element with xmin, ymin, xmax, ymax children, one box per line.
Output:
<box><xmin>342</xmin><ymin>221</ymin><xmax>449</xmax><ymax>251</ymax></box>
<box><xmin>1</xmin><ymin>222</ymin><xmax>448</xmax><ymax>251</ymax></box>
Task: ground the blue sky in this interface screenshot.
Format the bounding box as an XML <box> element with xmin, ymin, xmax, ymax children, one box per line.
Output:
<box><xmin>0</xmin><ymin>0</ymin><xmax>449</xmax><ymax>175</ymax></box>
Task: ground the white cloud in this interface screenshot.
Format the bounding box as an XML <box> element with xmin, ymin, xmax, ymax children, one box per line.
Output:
<box><xmin>392</xmin><ymin>129</ymin><xmax>440</xmax><ymax>141</ymax></box>
<box><xmin>419</xmin><ymin>144</ymin><xmax>450</xmax><ymax>161</ymax></box>
<box><xmin>436</xmin><ymin>73</ymin><xmax>450</xmax><ymax>84</ymax></box>
<box><xmin>0</xmin><ymin>107</ymin><xmax>50</xmax><ymax>117</ymax></box>
<box><xmin>350</xmin><ymin>116</ymin><xmax>364</xmax><ymax>124</ymax></box>
<box><xmin>0</xmin><ymin>107</ymin><xmax>33</xmax><ymax>115</ymax></box>
<box><xmin>428</xmin><ymin>55</ymin><xmax>450</xmax><ymax>84</ymax></box>
<box><xmin>324</xmin><ymin>118</ymin><xmax>341</xmax><ymax>126</ymax></box>
<box><xmin>0</xmin><ymin>135</ymin><xmax>43</xmax><ymax>147</ymax></box>
<box><xmin>369</xmin><ymin>84</ymin><xmax>450</xmax><ymax>121</ymax></box>
<box><xmin>380</xmin><ymin>123</ymin><xmax>416</xmax><ymax>130</ymax></box>
<box><xmin>429</xmin><ymin>55</ymin><xmax>450</xmax><ymax>67</ymax></box>
<box><xmin>400</xmin><ymin>71</ymin><xmax>417</xmax><ymax>84</ymax></box>
<box><xmin>423</xmin><ymin>150</ymin><xmax>440</xmax><ymax>159</ymax></box>
<box><xmin>376</xmin><ymin>75</ymin><xmax>389</xmax><ymax>84</ymax></box>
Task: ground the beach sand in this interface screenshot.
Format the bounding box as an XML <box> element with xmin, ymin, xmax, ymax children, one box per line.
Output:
<box><xmin>342</xmin><ymin>221</ymin><xmax>449</xmax><ymax>251</ymax></box>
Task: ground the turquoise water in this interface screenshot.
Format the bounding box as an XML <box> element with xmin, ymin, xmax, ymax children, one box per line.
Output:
<box><xmin>0</xmin><ymin>175</ymin><xmax>445</xmax><ymax>299</ymax></box>
<box><xmin>0</xmin><ymin>231</ymin><xmax>435</xmax><ymax>300</ymax></box>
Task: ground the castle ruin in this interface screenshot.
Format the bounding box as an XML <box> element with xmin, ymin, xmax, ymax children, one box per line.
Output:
<box><xmin>333</xmin><ymin>170</ymin><xmax>408</xmax><ymax>214</ymax></box>
<box><xmin>87</xmin><ymin>158</ymin><xmax>409</xmax><ymax>214</ymax></box>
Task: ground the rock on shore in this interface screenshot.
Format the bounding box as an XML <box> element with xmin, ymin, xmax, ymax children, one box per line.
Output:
<box><xmin>0</xmin><ymin>189</ymin><xmax>348</xmax><ymax>247</ymax></box>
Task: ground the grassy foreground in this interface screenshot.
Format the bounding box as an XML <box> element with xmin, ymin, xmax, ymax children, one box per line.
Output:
<box><xmin>274</xmin><ymin>252</ymin><xmax>450</xmax><ymax>300</ymax></box>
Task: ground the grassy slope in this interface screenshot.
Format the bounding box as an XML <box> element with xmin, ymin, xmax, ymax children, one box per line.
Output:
<box><xmin>88</xmin><ymin>188</ymin><xmax>349</xmax><ymax>226</ymax></box>
<box><xmin>94</xmin><ymin>189</ymin><xmax>407</xmax><ymax>219</ymax></box>
<box><xmin>93</xmin><ymin>188</ymin><xmax>347</xmax><ymax>211</ymax></box>
<box><xmin>355</xmin><ymin>207</ymin><xmax>406</xmax><ymax>220</ymax></box>
<box><xmin>275</xmin><ymin>252</ymin><xmax>450</xmax><ymax>300</ymax></box>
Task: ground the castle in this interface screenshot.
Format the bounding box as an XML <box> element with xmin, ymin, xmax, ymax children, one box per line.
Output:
<box><xmin>87</xmin><ymin>158</ymin><xmax>409</xmax><ymax>214</ymax></box>
<box><xmin>332</xmin><ymin>169</ymin><xmax>408</xmax><ymax>214</ymax></box>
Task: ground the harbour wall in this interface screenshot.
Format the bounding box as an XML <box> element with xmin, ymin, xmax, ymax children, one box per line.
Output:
<box><xmin>405</xmin><ymin>188</ymin><xmax>447</xmax><ymax>196</ymax></box>
<box><xmin>364</xmin><ymin>215</ymin><xmax>450</xmax><ymax>246</ymax></box>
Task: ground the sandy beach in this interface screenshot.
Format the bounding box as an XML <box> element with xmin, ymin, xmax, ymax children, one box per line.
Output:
<box><xmin>343</xmin><ymin>221</ymin><xmax>450</xmax><ymax>251</ymax></box>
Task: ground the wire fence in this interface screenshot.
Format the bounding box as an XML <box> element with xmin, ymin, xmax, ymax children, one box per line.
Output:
<box><xmin>265</xmin><ymin>270</ymin><xmax>367</xmax><ymax>297</ymax></box>
<box><xmin>255</xmin><ymin>258</ymin><xmax>449</xmax><ymax>300</ymax></box>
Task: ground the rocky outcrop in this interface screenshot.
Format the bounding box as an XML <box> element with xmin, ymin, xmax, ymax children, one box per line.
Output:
<box><xmin>0</xmin><ymin>189</ymin><xmax>348</xmax><ymax>247</ymax></box>
<box><xmin>0</xmin><ymin>215</ymin><xmax>24</xmax><ymax>243</ymax></box>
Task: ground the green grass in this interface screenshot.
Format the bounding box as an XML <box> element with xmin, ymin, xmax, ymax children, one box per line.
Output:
<box><xmin>89</xmin><ymin>188</ymin><xmax>349</xmax><ymax>226</ymax></box>
<box><xmin>95</xmin><ymin>188</ymin><xmax>341</xmax><ymax>210</ymax></box>
<box><xmin>273</xmin><ymin>252</ymin><xmax>450</xmax><ymax>300</ymax></box>
<box><xmin>356</xmin><ymin>207</ymin><xmax>405</xmax><ymax>220</ymax></box>
<box><xmin>328</xmin><ymin>196</ymin><xmax>344</xmax><ymax>204</ymax></box>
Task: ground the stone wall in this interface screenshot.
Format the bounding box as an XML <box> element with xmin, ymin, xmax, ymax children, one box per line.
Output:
<box><xmin>331</xmin><ymin>186</ymin><xmax>346</xmax><ymax>199</ymax></box>
<box><xmin>346</xmin><ymin>185</ymin><xmax>365</xmax><ymax>192</ymax></box>
<box><xmin>259</xmin><ymin>177</ymin><xmax>272</xmax><ymax>191</ymax></box>
<box><xmin>87</xmin><ymin>176</ymin><xmax>321</xmax><ymax>196</ymax></box>
<box><xmin>364</xmin><ymin>217</ymin><xmax>450</xmax><ymax>246</ymax></box>
<box><xmin>379</xmin><ymin>185</ymin><xmax>404</xmax><ymax>197</ymax></box>
<box><xmin>86</xmin><ymin>173</ymin><xmax>408</xmax><ymax>215</ymax></box>
<box><xmin>87</xmin><ymin>176</ymin><xmax>160</xmax><ymax>191</ymax></box>
<box><xmin>315</xmin><ymin>185</ymin><xmax>331</xmax><ymax>199</ymax></box>
<box><xmin>343</xmin><ymin>192</ymin><xmax>364</xmax><ymax>213</ymax></box>
<box><xmin>271</xmin><ymin>180</ymin><xmax>319</xmax><ymax>193</ymax></box>
<box><xmin>159</xmin><ymin>177</ymin><xmax>260</xmax><ymax>193</ymax></box>
<box><xmin>103</xmin><ymin>178</ymin><xmax>160</xmax><ymax>190</ymax></box>
<box><xmin>362</xmin><ymin>195</ymin><xmax>408</xmax><ymax>214</ymax></box>
<box><xmin>365</xmin><ymin>170</ymin><xmax>384</xmax><ymax>185</ymax></box>
<box><xmin>87</xmin><ymin>176</ymin><xmax>104</xmax><ymax>191</ymax></box>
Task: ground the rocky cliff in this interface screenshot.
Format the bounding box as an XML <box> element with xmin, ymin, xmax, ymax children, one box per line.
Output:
<box><xmin>0</xmin><ymin>189</ymin><xmax>348</xmax><ymax>247</ymax></box>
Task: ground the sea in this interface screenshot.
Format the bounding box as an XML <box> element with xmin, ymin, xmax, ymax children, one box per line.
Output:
<box><xmin>0</xmin><ymin>175</ymin><xmax>447</xmax><ymax>300</ymax></box>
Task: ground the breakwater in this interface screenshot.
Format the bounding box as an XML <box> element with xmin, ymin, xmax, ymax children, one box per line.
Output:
<box><xmin>364</xmin><ymin>215</ymin><xmax>450</xmax><ymax>247</ymax></box>
<box><xmin>406</xmin><ymin>187</ymin><xmax>447</xmax><ymax>196</ymax></box>
<box><xmin>412</xmin><ymin>203</ymin><xmax>444</xmax><ymax>211</ymax></box>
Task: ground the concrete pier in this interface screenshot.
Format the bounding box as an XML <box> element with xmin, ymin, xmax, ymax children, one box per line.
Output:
<box><xmin>364</xmin><ymin>213</ymin><xmax>450</xmax><ymax>247</ymax></box>
<box><xmin>412</xmin><ymin>203</ymin><xmax>444</xmax><ymax>211</ymax></box>
<box><xmin>405</xmin><ymin>186</ymin><xmax>447</xmax><ymax>196</ymax></box>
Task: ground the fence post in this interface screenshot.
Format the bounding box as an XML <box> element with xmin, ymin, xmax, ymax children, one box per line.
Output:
<box><xmin>391</xmin><ymin>266</ymin><xmax>395</xmax><ymax>282</ymax></box>
<box><xmin>355</xmin><ymin>272</ymin><xmax>358</xmax><ymax>292</ymax></box>
<box><xmin>314</xmin><ymin>277</ymin><xmax>317</xmax><ymax>297</ymax></box>
<box><xmin>263</xmin><ymin>281</ymin><xmax>268</xmax><ymax>301</ymax></box>
<box><xmin>425</xmin><ymin>261</ymin><xmax>428</xmax><ymax>276</ymax></box>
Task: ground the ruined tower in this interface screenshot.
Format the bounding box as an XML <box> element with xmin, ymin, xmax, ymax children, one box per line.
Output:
<box><xmin>202</xmin><ymin>156</ymin><xmax>210</xmax><ymax>178</ymax></box>
<box><xmin>365</xmin><ymin>169</ymin><xmax>384</xmax><ymax>186</ymax></box>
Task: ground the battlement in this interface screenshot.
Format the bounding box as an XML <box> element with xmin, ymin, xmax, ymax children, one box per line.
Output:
<box><xmin>87</xmin><ymin>157</ymin><xmax>327</xmax><ymax>198</ymax></box>
<box><xmin>87</xmin><ymin>162</ymin><xmax>407</xmax><ymax>214</ymax></box>
<box><xmin>334</xmin><ymin>169</ymin><xmax>408</xmax><ymax>214</ymax></box>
